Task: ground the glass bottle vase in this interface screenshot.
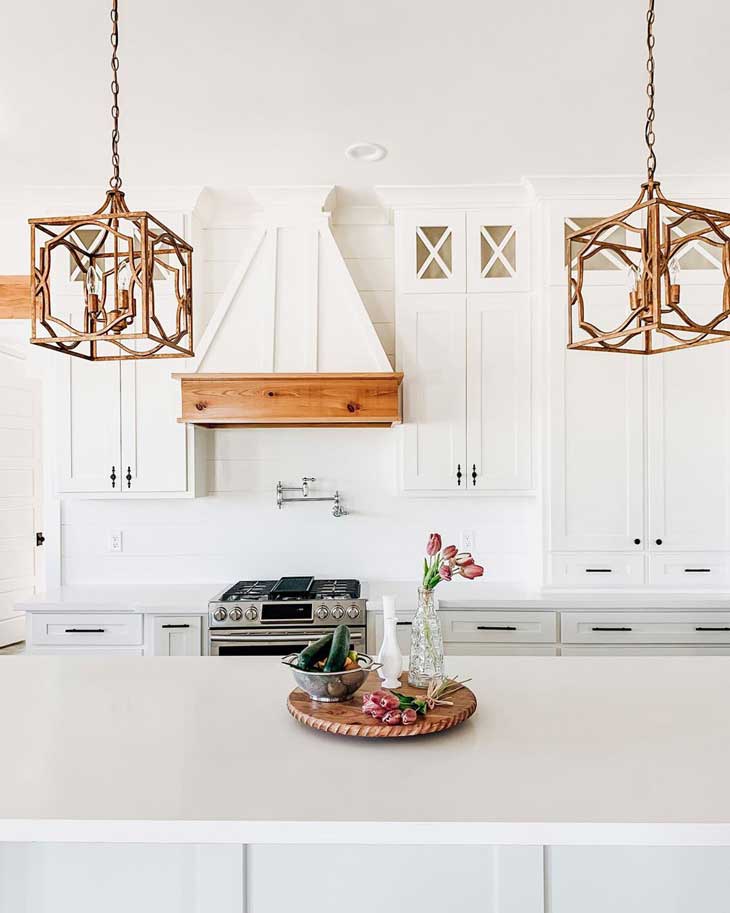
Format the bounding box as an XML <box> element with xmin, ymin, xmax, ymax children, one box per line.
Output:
<box><xmin>408</xmin><ymin>587</ymin><xmax>444</xmax><ymax>688</ymax></box>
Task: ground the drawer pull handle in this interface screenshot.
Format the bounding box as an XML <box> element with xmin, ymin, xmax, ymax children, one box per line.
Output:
<box><xmin>684</xmin><ymin>568</ymin><xmax>711</xmax><ymax>573</ymax></box>
<box><xmin>64</xmin><ymin>628</ymin><xmax>105</xmax><ymax>633</ymax></box>
<box><xmin>477</xmin><ymin>625</ymin><xmax>517</xmax><ymax>631</ymax></box>
<box><xmin>591</xmin><ymin>626</ymin><xmax>633</xmax><ymax>632</ymax></box>
<box><xmin>585</xmin><ymin>568</ymin><xmax>612</xmax><ymax>573</ymax></box>
<box><xmin>162</xmin><ymin>624</ymin><xmax>190</xmax><ymax>629</ymax></box>
<box><xmin>396</xmin><ymin>622</ymin><xmax>411</xmax><ymax>626</ymax></box>
<box><xmin>695</xmin><ymin>627</ymin><xmax>730</xmax><ymax>632</ymax></box>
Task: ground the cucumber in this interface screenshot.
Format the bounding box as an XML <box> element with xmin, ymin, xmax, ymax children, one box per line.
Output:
<box><xmin>295</xmin><ymin>632</ymin><xmax>334</xmax><ymax>670</ymax></box>
<box><xmin>324</xmin><ymin>624</ymin><xmax>351</xmax><ymax>673</ymax></box>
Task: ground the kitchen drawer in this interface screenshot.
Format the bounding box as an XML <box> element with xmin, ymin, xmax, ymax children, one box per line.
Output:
<box><xmin>561</xmin><ymin>611</ymin><xmax>730</xmax><ymax>645</ymax></box>
<box><xmin>648</xmin><ymin>553</ymin><xmax>730</xmax><ymax>587</ymax></box>
<box><xmin>446</xmin><ymin>643</ymin><xmax>557</xmax><ymax>656</ymax></box>
<box><xmin>30</xmin><ymin>613</ymin><xmax>143</xmax><ymax>647</ymax></box>
<box><xmin>440</xmin><ymin>610</ymin><xmax>557</xmax><ymax>644</ymax></box>
<box><xmin>562</xmin><ymin>645</ymin><xmax>730</xmax><ymax>656</ymax></box>
<box><xmin>549</xmin><ymin>553</ymin><xmax>645</xmax><ymax>587</ymax></box>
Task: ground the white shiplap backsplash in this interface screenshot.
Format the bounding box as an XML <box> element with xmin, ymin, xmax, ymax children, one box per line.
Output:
<box><xmin>57</xmin><ymin>202</ymin><xmax>538</xmax><ymax>587</ymax></box>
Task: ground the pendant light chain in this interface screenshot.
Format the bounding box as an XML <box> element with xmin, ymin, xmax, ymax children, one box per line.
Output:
<box><xmin>645</xmin><ymin>0</ymin><xmax>657</xmax><ymax>182</ymax></box>
<box><xmin>109</xmin><ymin>0</ymin><xmax>122</xmax><ymax>191</ymax></box>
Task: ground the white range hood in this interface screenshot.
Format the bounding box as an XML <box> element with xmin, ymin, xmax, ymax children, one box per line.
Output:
<box><xmin>175</xmin><ymin>186</ymin><xmax>402</xmax><ymax>427</ymax></box>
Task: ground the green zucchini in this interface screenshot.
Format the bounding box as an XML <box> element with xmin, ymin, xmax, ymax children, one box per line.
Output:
<box><xmin>324</xmin><ymin>624</ymin><xmax>351</xmax><ymax>673</ymax></box>
<box><xmin>295</xmin><ymin>632</ymin><xmax>334</xmax><ymax>670</ymax></box>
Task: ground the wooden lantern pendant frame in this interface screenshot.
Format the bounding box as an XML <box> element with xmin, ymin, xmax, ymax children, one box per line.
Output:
<box><xmin>566</xmin><ymin>0</ymin><xmax>730</xmax><ymax>355</ymax></box>
<box><xmin>28</xmin><ymin>1</ymin><xmax>193</xmax><ymax>361</ymax></box>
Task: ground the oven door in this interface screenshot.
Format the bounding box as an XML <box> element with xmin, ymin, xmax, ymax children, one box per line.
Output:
<box><xmin>209</xmin><ymin>628</ymin><xmax>365</xmax><ymax>657</ymax></box>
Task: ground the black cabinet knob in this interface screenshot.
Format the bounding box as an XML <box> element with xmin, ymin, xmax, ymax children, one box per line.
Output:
<box><xmin>634</xmin><ymin>538</ymin><xmax>641</xmax><ymax>545</ymax></box>
<box><xmin>655</xmin><ymin>538</ymin><xmax>663</xmax><ymax>545</ymax></box>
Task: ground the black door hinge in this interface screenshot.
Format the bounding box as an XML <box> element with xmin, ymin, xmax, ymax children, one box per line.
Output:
<box><xmin>36</xmin><ymin>532</ymin><xmax>45</xmax><ymax>546</ymax></box>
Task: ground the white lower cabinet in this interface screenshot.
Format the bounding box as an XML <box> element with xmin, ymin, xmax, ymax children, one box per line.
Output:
<box><xmin>561</xmin><ymin>611</ymin><xmax>730</xmax><ymax>646</ymax></box>
<box><xmin>147</xmin><ymin>614</ymin><xmax>203</xmax><ymax>656</ymax></box>
<box><xmin>548</xmin><ymin>553</ymin><xmax>645</xmax><ymax>587</ymax></box>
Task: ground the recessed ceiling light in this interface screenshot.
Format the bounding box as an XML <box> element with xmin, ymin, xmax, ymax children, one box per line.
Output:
<box><xmin>345</xmin><ymin>142</ymin><xmax>387</xmax><ymax>162</ymax></box>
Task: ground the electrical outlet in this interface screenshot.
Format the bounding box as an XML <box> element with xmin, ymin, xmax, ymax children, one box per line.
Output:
<box><xmin>460</xmin><ymin>530</ymin><xmax>476</xmax><ymax>553</ymax></box>
<box><xmin>109</xmin><ymin>531</ymin><xmax>123</xmax><ymax>554</ymax></box>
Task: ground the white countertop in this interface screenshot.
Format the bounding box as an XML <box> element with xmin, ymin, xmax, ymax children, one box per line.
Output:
<box><xmin>2</xmin><ymin>655</ymin><xmax>730</xmax><ymax>845</ymax></box>
<box><xmin>17</xmin><ymin>582</ymin><xmax>730</xmax><ymax>614</ymax></box>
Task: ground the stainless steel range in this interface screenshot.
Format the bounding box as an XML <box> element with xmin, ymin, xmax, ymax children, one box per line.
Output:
<box><xmin>208</xmin><ymin>576</ymin><xmax>367</xmax><ymax>657</ymax></box>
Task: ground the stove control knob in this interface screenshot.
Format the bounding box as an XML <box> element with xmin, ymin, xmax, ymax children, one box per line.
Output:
<box><xmin>213</xmin><ymin>607</ymin><xmax>227</xmax><ymax>622</ymax></box>
<box><xmin>332</xmin><ymin>605</ymin><xmax>345</xmax><ymax>620</ymax></box>
<box><xmin>244</xmin><ymin>606</ymin><xmax>258</xmax><ymax>621</ymax></box>
<box><xmin>315</xmin><ymin>606</ymin><xmax>329</xmax><ymax>620</ymax></box>
<box><xmin>347</xmin><ymin>605</ymin><xmax>360</xmax><ymax>619</ymax></box>
<box><xmin>229</xmin><ymin>607</ymin><xmax>243</xmax><ymax>622</ymax></box>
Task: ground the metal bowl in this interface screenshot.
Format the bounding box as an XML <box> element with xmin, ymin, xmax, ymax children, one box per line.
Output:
<box><xmin>281</xmin><ymin>652</ymin><xmax>380</xmax><ymax>702</ymax></box>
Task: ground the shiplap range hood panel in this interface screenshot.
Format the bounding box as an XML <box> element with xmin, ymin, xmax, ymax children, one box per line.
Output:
<box><xmin>176</xmin><ymin>186</ymin><xmax>402</xmax><ymax>427</ymax></box>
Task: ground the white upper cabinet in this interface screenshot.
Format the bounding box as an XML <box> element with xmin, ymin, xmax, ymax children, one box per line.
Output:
<box><xmin>396</xmin><ymin>210</ymin><xmax>466</xmax><ymax>293</ymax></box>
<box><xmin>647</xmin><ymin>338</ymin><xmax>730</xmax><ymax>551</ymax></box>
<box><xmin>393</xmin><ymin>197</ymin><xmax>533</xmax><ymax>495</ymax></box>
<box><xmin>57</xmin><ymin>357</ymin><xmax>122</xmax><ymax>493</ymax></box>
<box><xmin>399</xmin><ymin>294</ymin><xmax>467</xmax><ymax>491</ymax></box>
<box><xmin>466</xmin><ymin>295</ymin><xmax>532</xmax><ymax>490</ymax></box>
<box><xmin>548</xmin><ymin>286</ymin><xmax>645</xmax><ymax>551</ymax></box>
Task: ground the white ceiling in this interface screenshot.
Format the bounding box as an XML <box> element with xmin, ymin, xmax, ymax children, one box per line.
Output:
<box><xmin>1</xmin><ymin>0</ymin><xmax>728</xmax><ymax>193</ymax></box>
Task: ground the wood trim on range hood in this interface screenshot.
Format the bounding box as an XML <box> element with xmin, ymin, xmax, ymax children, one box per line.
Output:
<box><xmin>0</xmin><ymin>276</ymin><xmax>31</xmax><ymax>319</ymax></box>
<box><xmin>173</xmin><ymin>372</ymin><xmax>404</xmax><ymax>428</ymax></box>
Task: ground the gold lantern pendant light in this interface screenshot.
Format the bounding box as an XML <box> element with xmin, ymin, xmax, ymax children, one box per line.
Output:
<box><xmin>567</xmin><ymin>0</ymin><xmax>730</xmax><ymax>355</ymax></box>
<box><xmin>29</xmin><ymin>0</ymin><xmax>193</xmax><ymax>361</ymax></box>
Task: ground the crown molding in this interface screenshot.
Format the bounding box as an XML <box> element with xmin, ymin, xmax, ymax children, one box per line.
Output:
<box><xmin>526</xmin><ymin>174</ymin><xmax>730</xmax><ymax>202</ymax></box>
<box><xmin>375</xmin><ymin>183</ymin><xmax>531</xmax><ymax>210</ymax></box>
<box><xmin>0</xmin><ymin>185</ymin><xmax>208</xmax><ymax>215</ymax></box>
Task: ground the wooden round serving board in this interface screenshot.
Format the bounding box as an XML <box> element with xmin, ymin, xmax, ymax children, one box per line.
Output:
<box><xmin>287</xmin><ymin>672</ymin><xmax>477</xmax><ymax>738</ymax></box>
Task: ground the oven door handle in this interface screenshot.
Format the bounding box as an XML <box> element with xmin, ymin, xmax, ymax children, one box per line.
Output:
<box><xmin>210</xmin><ymin>632</ymin><xmax>365</xmax><ymax>645</ymax></box>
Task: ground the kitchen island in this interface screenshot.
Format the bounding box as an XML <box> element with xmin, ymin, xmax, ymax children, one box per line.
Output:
<box><xmin>1</xmin><ymin>655</ymin><xmax>730</xmax><ymax>911</ymax></box>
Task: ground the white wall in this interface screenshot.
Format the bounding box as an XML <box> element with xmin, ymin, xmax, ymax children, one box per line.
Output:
<box><xmin>55</xmin><ymin>199</ymin><xmax>539</xmax><ymax>588</ymax></box>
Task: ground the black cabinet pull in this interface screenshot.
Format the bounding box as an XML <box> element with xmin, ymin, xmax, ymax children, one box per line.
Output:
<box><xmin>110</xmin><ymin>465</ymin><xmax>117</xmax><ymax>488</ymax></box>
<box><xmin>592</xmin><ymin>626</ymin><xmax>632</xmax><ymax>632</ymax></box>
<box><xmin>477</xmin><ymin>625</ymin><xmax>517</xmax><ymax>631</ymax></box>
<box><xmin>456</xmin><ymin>464</ymin><xmax>462</xmax><ymax>486</ymax></box>
<box><xmin>585</xmin><ymin>568</ymin><xmax>612</xmax><ymax>573</ymax></box>
<box><xmin>65</xmin><ymin>628</ymin><xmax>105</xmax><ymax>633</ymax></box>
<box><xmin>126</xmin><ymin>466</ymin><xmax>132</xmax><ymax>489</ymax></box>
<box><xmin>696</xmin><ymin>627</ymin><xmax>730</xmax><ymax>632</ymax></box>
<box><xmin>472</xmin><ymin>464</ymin><xmax>477</xmax><ymax>486</ymax></box>
<box><xmin>162</xmin><ymin>623</ymin><xmax>190</xmax><ymax>629</ymax></box>
<box><xmin>396</xmin><ymin>621</ymin><xmax>411</xmax><ymax>626</ymax></box>
<box><xmin>684</xmin><ymin>568</ymin><xmax>711</xmax><ymax>573</ymax></box>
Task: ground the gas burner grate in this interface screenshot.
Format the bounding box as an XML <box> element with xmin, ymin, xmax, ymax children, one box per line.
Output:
<box><xmin>221</xmin><ymin>580</ymin><xmax>276</xmax><ymax>601</ymax></box>
<box><xmin>312</xmin><ymin>579</ymin><xmax>361</xmax><ymax>600</ymax></box>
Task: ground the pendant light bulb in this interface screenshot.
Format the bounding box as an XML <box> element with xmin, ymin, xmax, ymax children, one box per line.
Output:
<box><xmin>86</xmin><ymin>263</ymin><xmax>101</xmax><ymax>296</ymax></box>
<box><xmin>625</xmin><ymin>265</ymin><xmax>641</xmax><ymax>291</ymax></box>
<box><xmin>669</xmin><ymin>258</ymin><xmax>680</xmax><ymax>285</ymax></box>
<box><xmin>118</xmin><ymin>260</ymin><xmax>131</xmax><ymax>291</ymax></box>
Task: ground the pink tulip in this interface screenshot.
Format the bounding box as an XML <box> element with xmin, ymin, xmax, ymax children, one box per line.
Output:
<box><xmin>378</xmin><ymin>692</ymin><xmax>400</xmax><ymax>710</ymax></box>
<box><xmin>401</xmin><ymin>708</ymin><xmax>418</xmax><ymax>724</ymax></box>
<box><xmin>461</xmin><ymin>563</ymin><xmax>485</xmax><ymax>579</ymax></box>
<box><xmin>442</xmin><ymin>545</ymin><xmax>458</xmax><ymax>560</ymax></box>
<box><xmin>439</xmin><ymin>563</ymin><xmax>452</xmax><ymax>581</ymax></box>
<box><xmin>362</xmin><ymin>700</ymin><xmax>380</xmax><ymax>715</ymax></box>
<box><xmin>426</xmin><ymin>533</ymin><xmax>442</xmax><ymax>556</ymax></box>
<box><xmin>361</xmin><ymin>692</ymin><xmax>372</xmax><ymax>703</ymax></box>
<box><xmin>383</xmin><ymin>710</ymin><xmax>402</xmax><ymax>725</ymax></box>
<box><xmin>454</xmin><ymin>553</ymin><xmax>474</xmax><ymax>567</ymax></box>
<box><xmin>370</xmin><ymin>704</ymin><xmax>388</xmax><ymax>720</ymax></box>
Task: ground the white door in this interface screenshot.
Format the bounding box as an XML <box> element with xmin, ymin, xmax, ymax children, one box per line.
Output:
<box><xmin>57</xmin><ymin>356</ymin><xmax>121</xmax><ymax>493</ymax></box>
<box><xmin>466</xmin><ymin>294</ymin><xmax>532</xmax><ymax>490</ymax></box>
<box><xmin>120</xmin><ymin>359</ymin><xmax>187</xmax><ymax>493</ymax></box>
<box><xmin>549</xmin><ymin>287</ymin><xmax>645</xmax><ymax>550</ymax></box>
<box><xmin>0</xmin><ymin>345</ymin><xmax>41</xmax><ymax>647</ymax></box>
<box><xmin>399</xmin><ymin>294</ymin><xmax>467</xmax><ymax>491</ymax></box>
<box><xmin>647</xmin><ymin>336</ymin><xmax>730</xmax><ymax>550</ymax></box>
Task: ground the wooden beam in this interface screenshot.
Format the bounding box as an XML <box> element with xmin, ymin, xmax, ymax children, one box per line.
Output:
<box><xmin>174</xmin><ymin>372</ymin><xmax>404</xmax><ymax>427</ymax></box>
<box><xmin>0</xmin><ymin>276</ymin><xmax>31</xmax><ymax>319</ymax></box>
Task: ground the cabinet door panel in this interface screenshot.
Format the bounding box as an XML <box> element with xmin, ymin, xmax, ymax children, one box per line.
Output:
<box><xmin>57</xmin><ymin>356</ymin><xmax>121</xmax><ymax>493</ymax></box>
<box><xmin>149</xmin><ymin>615</ymin><xmax>202</xmax><ymax>656</ymax></box>
<box><xmin>467</xmin><ymin>294</ymin><xmax>532</xmax><ymax>490</ymax></box>
<box><xmin>399</xmin><ymin>295</ymin><xmax>466</xmax><ymax>491</ymax></box>
<box><xmin>549</xmin><ymin>287</ymin><xmax>644</xmax><ymax>550</ymax></box>
<box><xmin>396</xmin><ymin>210</ymin><xmax>466</xmax><ymax>293</ymax></box>
<box><xmin>121</xmin><ymin>359</ymin><xmax>187</xmax><ymax>493</ymax></box>
<box><xmin>647</xmin><ymin>338</ymin><xmax>730</xmax><ymax>550</ymax></box>
<box><xmin>467</xmin><ymin>208</ymin><xmax>530</xmax><ymax>292</ymax></box>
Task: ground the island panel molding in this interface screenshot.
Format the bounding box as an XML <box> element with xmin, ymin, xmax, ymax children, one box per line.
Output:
<box><xmin>174</xmin><ymin>372</ymin><xmax>403</xmax><ymax>427</ymax></box>
<box><xmin>0</xmin><ymin>276</ymin><xmax>31</xmax><ymax>319</ymax></box>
